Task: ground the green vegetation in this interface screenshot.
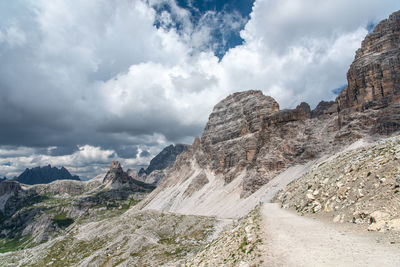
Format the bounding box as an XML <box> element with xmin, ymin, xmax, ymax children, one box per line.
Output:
<box><xmin>239</xmin><ymin>236</ymin><xmax>248</xmax><ymax>253</ymax></box>
<box><xmin>0</xmin><ymin>234</ymin><xmax>32</xmax><ymax>253</ymax></box>
<box><xmin>52</xmin><ymin>213</ymin><xmax>74</xmax><ymax>228</ymax></box>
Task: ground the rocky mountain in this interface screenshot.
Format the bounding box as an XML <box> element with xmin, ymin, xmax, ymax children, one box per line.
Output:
<box><xmin>131</xmin><ymin>144</ymin><xmax>189</xmax><ymax>186</ymax></box>
<box><xmin>337</xmin><ymin>10</ymin><xmax>400</xmax><ymax>111</ymax></box>
<box><xmin>138</xmin><ymin>10</ymin><xmax>400</xmax><ymax>218</ymax></box>
<box><xmin>15</xmin><ymin>165</ymin><xmax>80</xmax><ymax>185</ymax></box>
<box><xmin>138</xmin><ymin>144</ymin><xmax>188</xmax><ymax>176</ymax></box>
<box><xmin>102</xmin><ymin>161</ymin><xmax>155</xmax><ymax>191</ymax></box>
<box><xmin>0</xmin><ymin>161</ymin><xmax>156</xmax><ymax>250</ymax></box>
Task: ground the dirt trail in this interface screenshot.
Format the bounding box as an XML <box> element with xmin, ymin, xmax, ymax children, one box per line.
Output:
<box><xmin>261</xmin><ymin>204</ymin><xmax>400</xmax><ymax>267</ymax></box>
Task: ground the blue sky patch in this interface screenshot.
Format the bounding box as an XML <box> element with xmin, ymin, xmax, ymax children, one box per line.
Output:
<box><xmin>153</xmin><ymin>0</ymin><xmax>255</xmax><ymax>58</ymax></box>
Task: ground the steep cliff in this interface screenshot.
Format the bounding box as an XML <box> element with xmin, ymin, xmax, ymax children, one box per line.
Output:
<box><xmin>337</xmin><ymin>10</ymin><xmax>400</xmax><ymax>111</ymax></box>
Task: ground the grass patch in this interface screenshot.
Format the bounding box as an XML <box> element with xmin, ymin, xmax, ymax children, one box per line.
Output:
<box><xmin>239</xmin><ymin>236</ymin><xmax>248</xmax><ymax>253</ymax></box>
<box><xmin>52</xmin><ymin>213</ymin><xmax>74</xmax><ymax>229</ymax></box>
<box><xmin>0</xmin><ymin>234</ymin><xmax>32</xmax><ymax>253</ymax></box>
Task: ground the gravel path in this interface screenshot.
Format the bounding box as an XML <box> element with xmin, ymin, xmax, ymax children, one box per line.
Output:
<box><xmin>261</xmin><ymin>203</ymin><xmax>400</xmax><ymax>267</ymax></box>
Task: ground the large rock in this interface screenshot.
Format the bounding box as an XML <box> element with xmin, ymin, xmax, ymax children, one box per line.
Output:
<box><xmin>337</xmin><ymin>10</ymin><xmax>400</xmax><ymax>111</ymax></box>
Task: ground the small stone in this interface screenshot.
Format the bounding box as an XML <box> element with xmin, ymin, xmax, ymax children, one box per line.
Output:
<box><xmin>388</xmin><ymin>218</ymin><xmax>400</xmax><ymax>231</ymax></box>
<box><xmin>368</xmin><ymin>221</ymin><xmax>386</xmax><ymax>232</ymax></box>
<box><xmin>306</xmin><ymin>193</ymin><xmax>315</xmax><ymax>200</ymax></box>
<box><xmin>333</xmin><ymin>215</ymin><xmax>341</xmax><ymax>223</ymax></box>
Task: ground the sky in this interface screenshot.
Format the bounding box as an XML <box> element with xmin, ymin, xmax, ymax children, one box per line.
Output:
<box><xmin>0</xmin><ymin>0</ymin><xmax>399</xmax><ymax>179</ymax></box>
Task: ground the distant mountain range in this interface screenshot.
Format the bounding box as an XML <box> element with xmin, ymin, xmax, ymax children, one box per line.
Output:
<box><xmin>15</xmin><ymin>165</ymin><xmax>80</xmax><ymax>185</ymax></box>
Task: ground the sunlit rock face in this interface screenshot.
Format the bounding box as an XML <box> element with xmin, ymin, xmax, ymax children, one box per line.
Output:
<box><xmin>337</xmin><ymin>10</ymin><xmax>400</xmax><ymax>111</ymax></box>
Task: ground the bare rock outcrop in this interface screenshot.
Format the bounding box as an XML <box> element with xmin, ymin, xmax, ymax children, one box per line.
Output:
<box><xmin>337</xmin><ymin>10</ymin><xmax>400</xmax><ymax>111</ymax></box>
<box><xmin>311</xmin><ymin>101</ymin><xmax>337</xmax><ymax>118</ymax></box>
<box><xmin>103</xmin><ymin>161</ymin><xmax>155</xmax><ymax>191</ymax></box>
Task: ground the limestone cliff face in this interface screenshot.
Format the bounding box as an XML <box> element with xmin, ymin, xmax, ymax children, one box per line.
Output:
<box><xmin>201</xmin><ymin>90</ymin><xmax>279</xmax><ymax>177</ymax></box>
<box><xmin>337</xmin><ymin>10</ymin><xmax>400</xmax><ymax>111</ymax></box>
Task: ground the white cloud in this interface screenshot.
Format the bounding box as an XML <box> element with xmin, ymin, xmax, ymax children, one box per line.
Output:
<box><xmin>0</xmin><ymin>145</ymin><xmax>153</xmax><ymax>179</ymax></box>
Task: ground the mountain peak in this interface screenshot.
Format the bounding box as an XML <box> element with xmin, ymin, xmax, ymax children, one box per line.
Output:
<box><xmin>15</xmin><ymin>165</ymin><xmax>80</xmax><ymax>185</ymax></box>
<box><xmin>337</xmin><ymin>10</ymin><xmax>400</xmax><ymax>111</ymax></box>
<box><xmin>139</xmin><ymin>144</ymin><xmax>189</xmax><ymax>176</ymax></box>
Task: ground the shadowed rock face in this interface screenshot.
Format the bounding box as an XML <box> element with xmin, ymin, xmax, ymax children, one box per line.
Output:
<box><xmin>139</xmin><ymin>144</ymin><xmax>189</xmax><ymax>176</ymax></box>
<box><xmin>337</xmin><ymin>10</ymin><xmax>400</xmax><ymax>111</ymax></box>
<box><xmin>0</xmin><ymin>180</ymin><xmax>22</xmax><ymax>197</ymax></box>
<box><xmin>103</xmin><ymin>161</ymin><xmax>131</xmax><ymax>184</ymax></box>
<box><xmin>311</xmin><ymin>101</ymin><xmax>337</xmax><ymax>118</ymax></box>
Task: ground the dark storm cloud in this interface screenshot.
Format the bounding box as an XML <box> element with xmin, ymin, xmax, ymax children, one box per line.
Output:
<box><xmin>0</xmin><ymin>0</ymin><xmax>225</xmax><ymax>152</ymax></box>
<box><xmin>45</xmin><ymin>146</ymin><xmax>80</xmax><ymax>157</ymax></box>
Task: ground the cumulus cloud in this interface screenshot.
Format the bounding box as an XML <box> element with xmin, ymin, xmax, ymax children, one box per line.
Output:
<box><xmin>0</xmin><ymin>144</ymin><xmax>153</xmax><ymax>179</ymax></box>
<box><xmin>0</xmin><ymin>0</ymin><xmax>399</xmax><ymax>178</ymax></box>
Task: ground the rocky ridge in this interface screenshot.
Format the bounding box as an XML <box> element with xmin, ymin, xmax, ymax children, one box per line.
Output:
<box><xmin>103</xmin><ymin>161</ymin><xmax>155</xmax><ymax>191</ymax></box>
<box><xmin>138</xmin><ymin>144</ymin><xmax>189</xmax><ymax>176</ymax></box>
<box><xmin>16</xmin><ymin>165</ymin><xmax>80</xmax><ymax>185</ymax></box>
<box><xmin>133</xmin><ymin>144</ymin><xmax>189</xmax><ymax>186</ymax></box>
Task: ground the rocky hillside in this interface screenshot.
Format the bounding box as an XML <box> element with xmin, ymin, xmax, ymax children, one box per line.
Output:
<box><xmin>0</xmin><ymin>161</ymin><xmax>155</xmax><ymax>251</ymax></box>
<box><xmin>139</xmin><ymin>10</ymin><xmax>400</xmax><ymax>218</ymax></box>
<box><xmin>0</xmin><ymin>209</ymin><xmax>225</xmax><ymax>266</ymax></box>
<box><xmin>16</xmin><ymin>165</ymin><xmax>80</xmax><ymax>185</ymax></box>
<box><xmin>275</xmin><ymin>136</ymin><xmax>400</xmax><ymax>235</ymax></box>
<box><xmin>185</xmin><ymin>206</ymin><xmax>264</xmax><ymax>266</ymax></box>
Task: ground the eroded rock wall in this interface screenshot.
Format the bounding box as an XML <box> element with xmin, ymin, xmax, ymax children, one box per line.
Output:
<box><xmin>337</xmin><ymin>10</ymin><xmax>400</xmax><ymax>111</ymax></box>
